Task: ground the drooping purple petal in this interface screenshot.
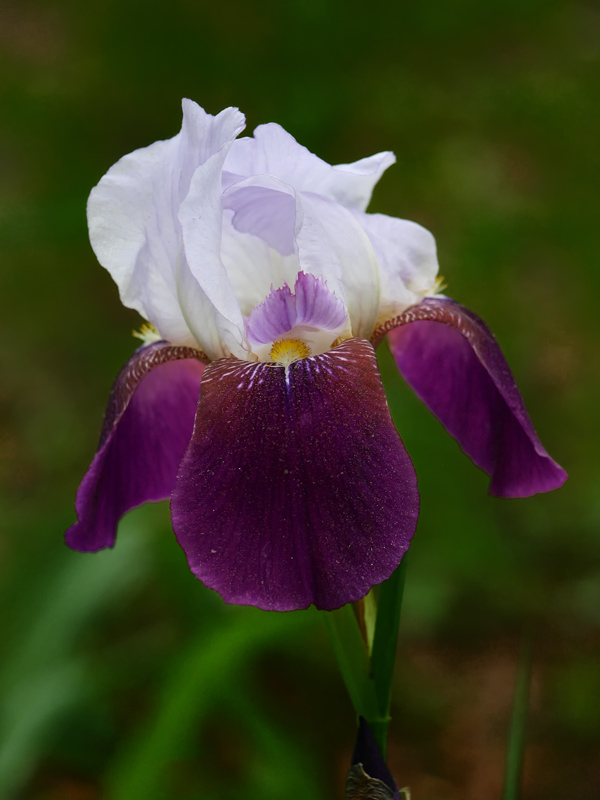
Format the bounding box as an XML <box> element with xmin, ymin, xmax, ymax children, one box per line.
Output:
<box><xmin>66</xmin><ymin>343</ymin><xmax>205</xmax><ymax>552</ymax></box>
<box><xmin>347</xmin><ymin>718</ymin><xmax>401</xmax><ymax>800</ymax></box>
<box><xmin>171</xmin><ymin>339</ymin><xmax>418</xmax><ymax>611</ymax></box>
<box><xmin>246</xmin><ymin>271</ymin><xmax>347</xmax><ymax>346</ymax></box>
<box><xmin>384</xmin><ymin>298</ymin><xmax>567</xmax><ymax>497</ymax></box>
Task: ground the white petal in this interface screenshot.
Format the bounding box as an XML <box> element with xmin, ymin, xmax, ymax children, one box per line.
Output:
<box><xmin>178</xmin><ymin>166</ymin><xmax>283</xmax><ymax>360</ymax></box>
<box><xmin>225</xmin><ymin>123</ymin><xmax>395</xmax><ymax>212</ymax></box>
<box><xmin>355</xmin><ymin>211</ymin><xmax>440</xmax><ymax>325</ymax></box>
<box><xmin>220</xmin><ymin>175</ymin><xmax>308</xmax><ymax>319</ymax></box>
<box><xmin>87</xmin><ymin>100</ymin><xmax>245</xmax><ymax>351</ymax></box>
<box><xmin>220</xmin><ymin>212</ymin><xmax>300</xmax><ymax>317</ymax></box>
<box><xmin>222</xmin><ymin>175</ymin><xmax>300</xmax><ymax>256</ymax></box>
<box><xmin>222</xmin><ymin>175</ymin><xmax>379</xmax><ymax>340</ymax></box>
<box><xmin>296</xmin><ymin>195</ymin><xmax>380</xmax><ymax>340</ymax></box>
<box><xmin>328</xmin><ymin>151</ymin><xmax>397</xmax><ymax>211</ymax></box>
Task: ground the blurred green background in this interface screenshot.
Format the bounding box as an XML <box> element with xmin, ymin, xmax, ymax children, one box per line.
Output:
<box><xmin>0</xmin><ymin>0</ymin><xmax>598</xmax><ymax>797</ymax></box>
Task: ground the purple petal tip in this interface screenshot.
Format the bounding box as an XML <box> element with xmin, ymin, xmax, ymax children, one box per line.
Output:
<box><xmin>386</xmin><ymin>298</ymin><xmax>567</xmax><ymax>498</ymax></box>
<box><xmin>66</xmin><ymin>344</ymin><xmax>204</xmax><ymax>552</ymax></box>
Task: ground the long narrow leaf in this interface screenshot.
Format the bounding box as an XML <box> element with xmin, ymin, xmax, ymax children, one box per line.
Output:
<box><xmin>502</xmin><ymin>627</ymin><xmax>534</xmax><ymax>800</ymax></box>
<box><xmin>225</xmin><ymin>687</ymin><xmax>327</xmax><ymax>800</ymax></box>
<box><xmin>322</xmin><ymin>605</ymin><xmax>380</xmax><ymax>724</ymax></box>
<box><xmin>369</xmin><ymin>556</ymin><xmax>408</xmax><ymax>755</ymax></box>
<box><xmin>107</xmin><ymin>608</ymin><xmax>316</xmax><ymax>800</ymax></box>
<box><xmin>0</xmin><ymin>516</ymin><xmax>150</xmax><ymax>798</ymax></box>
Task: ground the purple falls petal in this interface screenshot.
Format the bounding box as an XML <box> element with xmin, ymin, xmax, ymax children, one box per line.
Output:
<box><xmin>171</xmin><ymin>338</ymin><xmax>419</xmax><ymax>611</ymax></box>
<box><xmin>66</xmin><ymin>343</ymin><xmax>205</xmax><ymax>552</ymax></box>
<box><xmin>385</xmin><ymin>298</ymin><xmax>567</xmax><ymax>497</ymax></box>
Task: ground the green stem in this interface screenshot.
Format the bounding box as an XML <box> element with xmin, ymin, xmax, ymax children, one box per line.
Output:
<box><xmin>369</xmin><ymin>557</ymin><xmax>408</xmax><ymax>756</ymax></box>
<box><xmin>501</xmin><ymin>626</ymin><xmax>534</xmax><ymax>800</ymax></box>
<box><xmin>324</xmin><ymin>557</ymin><xmax>409</xmax><ymax>758</ymax></box>
<box><xmin>322</xmin><ymin>604</ymin><xmax>381</xmax><ymax>724</ymax></box>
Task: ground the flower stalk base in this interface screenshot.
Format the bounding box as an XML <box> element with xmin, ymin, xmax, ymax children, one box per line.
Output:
<box><xmin>324</xmin><ymin>557</ymin><xmax>409</xmax><ymax>757</ymax></box>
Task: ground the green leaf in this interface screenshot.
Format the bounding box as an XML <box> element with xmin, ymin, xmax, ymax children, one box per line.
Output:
<box><xmin>0</xmin><ymin>516</ymin><xmax>151</xmax><ymax>798</ymax></box>
<box><xmin>324</xmin><ymin>559</ymin><xmax>409</xmax><ymax>757</ymax></box>
<box><xmin>501</xmin><ymin>626</ymin><xmax>534</xmax><ymax>800</ymax></box>
<box><xmin>225</xmin><ymin>688</ymin><xmax>327</xmax><ymax>800</ymax></box>
<box><xmin>322</xmin><ymin>604</ymin><xmax>380</xmax><ymax>725</ymax></box>
<box><xmin>369</xmin><ymin>557</ymin><xmax>408</xmax><ymax>755</ymax></box>
<box><xmin>106</xmin><ymin>607</ymin><xmax>316</xmax><ymax>800</ymax></box>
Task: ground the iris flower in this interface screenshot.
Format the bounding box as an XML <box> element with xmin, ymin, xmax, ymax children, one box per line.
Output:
<box><xmin>66</xmin><ymin>100</ymin><xmax>566</xmax><ymax>611</ymax></box>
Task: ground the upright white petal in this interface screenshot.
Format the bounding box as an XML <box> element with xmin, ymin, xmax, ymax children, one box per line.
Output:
<box><xmin>222</xmin><ymin>175</ymin><xmax>301</xmax><ymax>257</ymax></box>
<box><xmin>222</xmin><ymin>173</ymin><xmax>380</xmax><ymax>340</ymax></box>
<box><xmin>223</xmin><ymin>173</ymin><xmax>379</xmax><ymax>338</ymax></box>
<box><xmin>355</xmin><ymin>211</ymin><xmax>440</xmax><ymax>325</ymax></box>
<box><xmin>225</xmin><ymin>123</ymin><xmax>395</xmax><ymax>213</ymax></box>
<box><xmin>87</xmin><ymin>100</ymin><xmax>245</xmax><ymax>353</ymax></box>
<box><xmin>296</xmin><ymin>195</ymin><xmax>380</xmax><ymax>340</ymax></box>
<box><xmin>220</xmin><ymin>175</ymin><xmax>304</xmax><ymax>317</ymax></box>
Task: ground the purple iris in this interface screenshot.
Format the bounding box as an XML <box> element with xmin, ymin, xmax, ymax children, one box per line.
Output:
<box><xmin>66</xmin><ymin>100</ymin><xmax>567</xmax><ymax>611</ymax></box>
